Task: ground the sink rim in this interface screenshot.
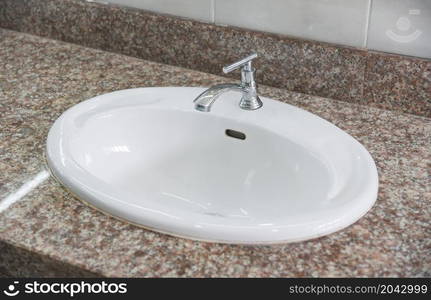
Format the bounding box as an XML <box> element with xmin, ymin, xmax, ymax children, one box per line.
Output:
<box><xmin>46</xmin><ymin>87</ymin><xmax>379</xmax><ymax>244</ymax></box>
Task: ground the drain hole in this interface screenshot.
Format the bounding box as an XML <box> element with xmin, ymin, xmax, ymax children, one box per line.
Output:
<box><xmin>225</xmin><ymin>129</ymin><xmax>246</xmax><ymax>140</ymax></box>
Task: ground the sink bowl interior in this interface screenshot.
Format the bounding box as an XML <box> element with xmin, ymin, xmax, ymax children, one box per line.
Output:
<box><xmin>70</xmin><ymin>108</ymin><xmax>333</xmax><ymax>221</ymax></box>
<box><xmin>47</xmin><ymin>87</ymin><xmax>378</xmax><ymax>243</ymax></box>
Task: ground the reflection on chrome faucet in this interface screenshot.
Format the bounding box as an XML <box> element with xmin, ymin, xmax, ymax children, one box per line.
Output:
<box><xmin>193</xmin><ymin>53</ymin><xmax>263</xmax><ymax>112</ymax></box>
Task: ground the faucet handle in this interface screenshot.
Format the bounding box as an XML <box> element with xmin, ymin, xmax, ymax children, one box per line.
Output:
<box><xmin>222</xmin><ymin>53</ymin><xmax>258</xmax><ymax>74</ymax></box>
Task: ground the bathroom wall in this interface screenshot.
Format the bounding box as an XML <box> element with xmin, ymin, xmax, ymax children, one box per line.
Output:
<box><xmin>105</xmin><ymin>0</ymin><xmax>431</xmax><ymax>59</ymax></box>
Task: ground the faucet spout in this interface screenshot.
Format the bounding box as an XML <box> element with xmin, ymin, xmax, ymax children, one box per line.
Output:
<box><xmin>193</xmin><ymin>53</ymin><xmax>263</xmax><ymax>112</ymax></box>
<box><xmin>193</xmin><ymin>84</ymin><xmax>243</xmax><ymax>112</ymax></box>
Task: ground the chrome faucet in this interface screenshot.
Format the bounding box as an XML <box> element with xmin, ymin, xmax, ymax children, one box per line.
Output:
<box><xmin>193</xmin><ymin>53</ymin><xmax>263</xmax><ymax>112</ymax></box>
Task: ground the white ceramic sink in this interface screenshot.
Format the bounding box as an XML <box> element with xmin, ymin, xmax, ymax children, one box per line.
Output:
<box><xmin>46</xmin><ymin>87</ymin><xmax>378</xmax><ymax>244</ymax></box>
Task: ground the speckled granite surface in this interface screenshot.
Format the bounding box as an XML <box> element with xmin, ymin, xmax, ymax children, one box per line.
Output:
<box><xmin>0</xmin><ymin>0</ymin><xmax>430</xmax><ymax>117</ymax></box>
<box><xmin>0</xmin><ymin>240</ymin><xmax>98</xmax><ymax>277</ymax></box>
<box><xmin>364</xmin><ymin>52</ymin><xmax>431</xmax><ymax>117</ymax></box>
<box><xmin>0</xmin><ymin>29</ymin><xmax>430</xmax><ymax>277</ymax></box>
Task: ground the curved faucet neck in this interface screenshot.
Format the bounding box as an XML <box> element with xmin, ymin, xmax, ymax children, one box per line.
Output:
<box><xmin>193</xmin><ymin>53</ymin><xmax>263</xmax><ymax>112</ymax></box>
<box><xmin>193</xmin><ymin>84</ymin><xmax>243</xmax><ymax>112</ymax></box>
<box><xmin>193</xmin><ymin>69</ymin><xmax>262</xmax><ymax>112</ymax></box>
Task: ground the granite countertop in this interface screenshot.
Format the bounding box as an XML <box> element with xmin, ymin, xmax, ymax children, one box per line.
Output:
<box><xmin>0</xmin><ymin>29</ymin><xmax>430</xmax><ymax>277</ymax></box>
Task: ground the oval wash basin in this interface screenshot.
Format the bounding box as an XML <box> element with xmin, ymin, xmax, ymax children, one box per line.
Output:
<box><xmin>46</xmin><ymin>87</ymin><xmax>378</xmax><ymax>244</ymax></box>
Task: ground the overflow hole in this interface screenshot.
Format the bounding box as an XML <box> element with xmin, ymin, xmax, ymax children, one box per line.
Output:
<box><xmin>225</xmin><ymin>129</ymin><xmax>246</xmax><ymax>140</ymax></box>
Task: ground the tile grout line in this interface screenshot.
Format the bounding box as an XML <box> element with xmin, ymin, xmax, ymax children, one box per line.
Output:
<box><xmin>0</xmin><ymin>170</ymin><xmax>50</xmax><ymax>213</ymax></box>
<box><xmin>363</xmin><ymin>0</ymin><xmax>373</xmax><ymax>48</ymax></box>
<box><xmin>210</xmin><ymin>0</ymin><xmax>215</xmax><ymax>23</ymax></box>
